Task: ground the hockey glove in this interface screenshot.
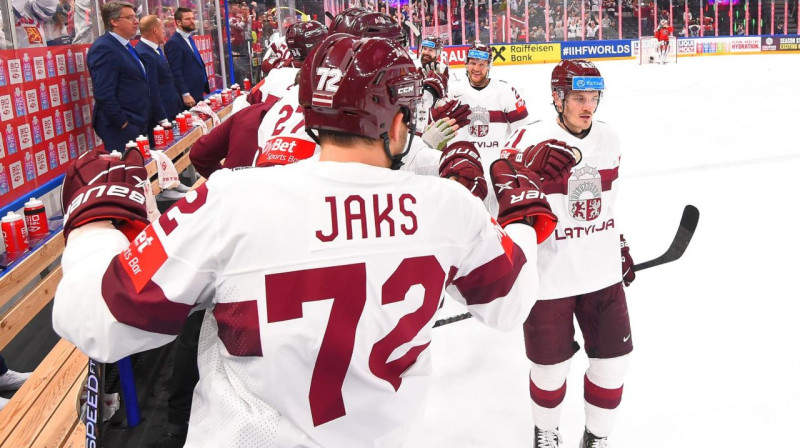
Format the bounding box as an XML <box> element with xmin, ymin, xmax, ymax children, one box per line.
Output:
<box><xmin>490</xmin><ymin>159</ymin><xmax>557</xmax><ymax>244</ymax></box>
<box><xmin>61</xmin><ymin>149</ymin><xmax>149</xmax><ymax>242</ymax></box>
<box><xmin>422</xmin><ymin>118</ymin><xmax>459</xmax><ymax>151</ymax></box>
<box><xmin>422</xmin><ymin>67</ymin><xmax>449</xmax><ymax>101</ymax></box>
<box><xmin>620</xmin><ymin>234</ymin><xmax>635</xmax><ymax>286</ymax></box>
<box><xmin>502</xmin><ymin>139</ymin><xmax>582</xmax><ymax>185</ymax></box>
<box><xmin>430</xmin><ymin>99</ymin><xmax>471</xmax><ymax>129</ymax></box>
<box><xmin>439</xmin><ymin>141</ymin><xmax>488</xmax><ymax>201</ymax></box>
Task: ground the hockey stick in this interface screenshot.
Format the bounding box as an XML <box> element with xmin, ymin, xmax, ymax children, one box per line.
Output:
<box><xmin>633</xmin><ymin>204</ymin><xmax>699</xmax><ymax>271</ymax></box>
<box><xmin>83</xmin><ymin>359</ymin><xmax>104</xmax><ymax>446</ymax></box>
<box><xmin>325</xmin><ymin>11</ymin><xmax>335</xmax><ymax>22</ymax></box>
<box><xmin>433</xmin><ymin>205</ymin><xmax>700</xmax><ymax>328</ymax></box>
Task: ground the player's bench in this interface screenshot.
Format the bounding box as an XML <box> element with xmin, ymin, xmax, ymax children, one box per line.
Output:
<box><xmin>0</xmin><ymin>104</ymin><xmax>232</xmax><ymax>446</ymax></box>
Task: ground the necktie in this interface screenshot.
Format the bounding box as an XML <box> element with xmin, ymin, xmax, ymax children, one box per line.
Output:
<box><xmin>158</xmin><ymin>47</ymin><xmax>166</xmax><ymax>60</ymax></box>
<box><xmin>126</xmin><ymin>42</ymin><xmax>146</xmax><ymax>77</ymax></box>
<box><xmin>188</xmin><ymin>35</ymin><xmax>207</xmax><ymax>81</ymax></box>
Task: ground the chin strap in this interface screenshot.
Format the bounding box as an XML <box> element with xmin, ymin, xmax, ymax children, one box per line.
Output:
<box><xmin>382</xmin><ymin>130</ymin><xmax>414</xmax><ymax>170</ymax></box>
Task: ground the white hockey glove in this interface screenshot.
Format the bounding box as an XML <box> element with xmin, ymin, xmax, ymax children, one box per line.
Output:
<box><xmin>422</xmin><ymin>118</ymin><xmax>459</xmax><ymax>151</ymax></box>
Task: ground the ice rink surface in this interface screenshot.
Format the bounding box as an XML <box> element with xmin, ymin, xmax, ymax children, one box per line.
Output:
<box><xmin>405</xmin><ymin>54</ymin><xmax>800</xmax><ymax>447</ymax></box>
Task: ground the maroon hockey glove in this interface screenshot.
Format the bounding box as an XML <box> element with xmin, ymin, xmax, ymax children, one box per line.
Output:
<box><xmin>422</xmin><ymin>67</ymin><xmax>449</xmax><ymax>101</ymax></box>
<box><xmin>621</xmin><ymin>234</ymin><xmax>635</xmax><ymax>286</ymax></box>
<box><xmin>61</xmin><ymin>149</ymin><xmax>149</xmax><ymax>242</ymax></box>
<box><xmin>502</xmin><ymin>139</ymin><xmax>582</xmax><ymax>185</ymax></box>
<box><xmin>260</xmin><ymin>59</ymin><xmax>275</xmax><ymax>76</ymax></box>
<box><xmin>490</xmin><ymin>159</ymin><xmax>557</xmax><ymax>244</ymax></box>
<box><xmin>430</xmin><ymin>99</ymin><xmax>471</xmax><ymax>129</ymax></box>
<box><xmin>439</xmin><ymin>141</ymin><xmax>488</xmax><ymax>201</ymax></box>
<box><xmin>246</xmin><ymin>87</ymin><xmax>263</xmax><ymax>105</ymax></box>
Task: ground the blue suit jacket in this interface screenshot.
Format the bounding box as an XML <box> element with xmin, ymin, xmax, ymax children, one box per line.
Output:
<box><xmin>136</xmin><ymin>41</ymin><xmax>182</xmax><ymax>122</ymax></box>
<box><xmin>164</xmin><ymin>32</ymin><xmax>209</xmax><ymax>103</ymax></box>
<box><xmin>87</xmin><ymin>32</ymin><xmax>153</xmax><ymax>151</ymax></box>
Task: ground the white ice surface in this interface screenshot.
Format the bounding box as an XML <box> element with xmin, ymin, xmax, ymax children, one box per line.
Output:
<box><xmin>406</xmin><ymin>54</ymin><xmax>800</xmax><ymax>448</ymax></box>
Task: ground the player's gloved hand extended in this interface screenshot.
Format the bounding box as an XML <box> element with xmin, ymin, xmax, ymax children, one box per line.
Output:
<box><xmin>439</xmin><ymin>141</ymin><xmax>488</xmax><ymax>201</ymax></box>
<box><xmin>422</xmin><ymin>118</ymin><xmax>459</xmax><ymax>151</ymax></box>
<box><xmin>620</xmin><ymin>234</ymin><xmax>635</xmax><ymax>286</ymax></box>
<box><xmin>422</xmin><ymin>66</ymin><xmax>449</xmax><ymax>101</ymax></box>
<box><xmin>490</xmin><ymin>159</ymin><xmax>557</xmax><ymax>244</ymax></box>
<box><xmin>501</xmin><ymin>139</ymin><xmax>582</xmax><ymax>185</ymax></box>
<box><xmin>61</xmin><ymin>148</ymin><xmax>149</xmax><ymax>242</ymax></box>
<box><xmin>430</xmin><ymin>99</ymin><xmax>471</xmax><ymax>129</ymax></box>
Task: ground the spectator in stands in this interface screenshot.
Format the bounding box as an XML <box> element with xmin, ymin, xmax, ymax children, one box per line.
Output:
<box><xmin>586</xmin><ymin>19</ymin><xmax>599</xmax><ymax>38</ymax></box>
<box><xmin>533</xmin><ymin>25</ymin><xmax>546</xmax><ymax>41</ymax></box>
<box><xmin>0</xmin><ymin>354</ymin><xmax>31</xmax><ymax>411</ymax></box>
<box><xmin>689</xmin><ymin>18</ymin><xmax>700</xmax><ymax>36</ymax></box>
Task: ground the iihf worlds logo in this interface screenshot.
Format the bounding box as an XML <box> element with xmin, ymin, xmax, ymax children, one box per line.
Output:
<box><xmin>468</xmin><ymin>106</ymin><xmax>489</xmax><ymax>138</ymax></box>
<box><xmin>568</xmin><ymin>165</ymin><xmax>602</xmax><ymax>222</ymax></box>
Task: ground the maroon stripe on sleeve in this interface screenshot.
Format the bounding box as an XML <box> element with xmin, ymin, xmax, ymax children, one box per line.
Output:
<box><xmin>214</xmin><ymin>301</ymin><xmax>263</xmax><ymax>357</ymax></box>
<box><xmin>452</xmin><ymin>241</ymin><xmax>527</xmax><ymax>306</ymax></box>
<box><xmin>505</xmin><ymin>108</ymin><xmax>529</xmax><ymax>123</ymax></box>
<box><xmin>584</xmin><ymin>374</ymin><xmax>623</xmax><ymax>409</ymax></box>
<box><xmin>599</xmin><ymin>166</ymin><xmax>619</xmax><ymax>191</ymax></box>
<box><xmin>530</xmin><ymin>379</ymin><xmax>567</xmax><ymax>409</ymax></box>
<box><xmin>101</xmin><ymin>258</ymin><xmax>193</xmax><ymax>335</ymax></box>
<box><xmin>487</xmin><ymin>109</ymin><xmax>529</xmax><ymax>124</ymax></box>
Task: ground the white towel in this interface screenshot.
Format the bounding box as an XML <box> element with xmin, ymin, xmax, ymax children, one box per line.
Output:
<box><xmin>150</xmin><ymin>150</ymin><xmax>180</xmax><ymax>189</ymax></box>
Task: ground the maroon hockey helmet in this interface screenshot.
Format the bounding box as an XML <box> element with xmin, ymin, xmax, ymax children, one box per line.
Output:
<box><xmin>327</xmin><ymin>7</ymin><xmax>407</xmax><ymax>47</ymax></box>
<box><xmin>465</xmin><ymin>41</ymin><xmax>492</xmax><ymax>65</ymax></box>
<box><xmin>299</xmin><ymin>34</ymin><xmax>422</xmax><ymax>144</ymax></box>
<box><xmin>420</xmin><ymin>36</ymin><xmax>444</xmax><ymax>52</ymax></box>
<box><xmin>551</xmin><ymin>59</ymin><xmax>604</xmax><ymax>99</ymax></box>
<box><xmin>285</xmin><ymin>20</ymin><xmax>328</xmax><ymax>62</ymax></box>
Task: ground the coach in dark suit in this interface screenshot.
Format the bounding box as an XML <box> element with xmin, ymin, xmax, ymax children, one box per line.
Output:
<box><xmin>87</xmin><ymin>1</ymin><xmax>152</xmax><ymax>152</ymax></box>
<box><xmin>137</xmin><ymin>15</ymin><xmax>182</xmax><ymax>122</ymax></box>
<box><xmin>165</xmin><ymin>7</ymin><xmax>209</xmax><ymax>108</ymax></box>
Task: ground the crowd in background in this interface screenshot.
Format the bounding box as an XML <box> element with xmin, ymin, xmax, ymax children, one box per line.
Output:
<box><xmin>345</xmin><ymin>0</ymin><xmax>797</xmax><ymax>44</ymax></box>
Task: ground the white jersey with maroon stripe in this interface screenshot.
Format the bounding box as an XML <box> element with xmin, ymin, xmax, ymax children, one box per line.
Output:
<box><xmin>251</xmin><ymin>85</ymin><xmax>440</xmax><ymax>175</ymax></box>
<box><xmin>254</xmin><ymin>86</ymin><xmax>317</xmax><ymax>166</ymax></box>
<box><xmin>504</xmin><ymin>118</ymin><xmax>623</xmax><ymax>300</ymax></box>
<box><xmin>53</xmin><ymin>161</ymin><xmax>539</xmax><ymax>448</ymax></box>
<box><xmin>231</xmin><ymin>67</ymin><xmax>300</xmax><ymax>115</ymax></box>
<box><xmin>449</xmin><ymin>78</ymin><xmax>529</xmax><ymax>216</ymax></box>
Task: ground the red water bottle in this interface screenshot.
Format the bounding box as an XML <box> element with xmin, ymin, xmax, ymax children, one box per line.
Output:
<box><xmin>243</xmin><ymin>78</ymin><xmax>251</xmax><ymax>90</ymax></box>
<box><xmin>221</xmin><ymin>89</ymin><xmax>231</xmax><ymax>103</ymax></box>
<box><xmin>176</xmin><ymin>114</ymin><xmax>187</xmax><ymax>134</ymax></box>
<box><xmin>153</xmin><ymin>125</ymin><xmax>166</xmax><ymax>148</ymax></box>
<box><xmin>23</xmin><ymin>197</ymin><xmax>49</xmax><ymax>239</ymax></box>
<box><xmin>2</xmin><ymin>211</ymin><xmax>29</xmax><ymax>255</ymax></box>
<box><xmin>136</xmin><ymin>135</ymin><xmax>151</xmax><ymax>158</ymax></box>
<box><xmin>162</xmin><ymin>122</ymin><xmax>173</xmax><ymax>143</ymax></box>
<box><xmin>183</xmin><ymin>111</ymin><xmax>194</xmax><ymax>130</ymax></box>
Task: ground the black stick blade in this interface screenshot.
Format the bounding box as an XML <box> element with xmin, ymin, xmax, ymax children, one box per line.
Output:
<box><xmin>634</xmin><ymin>205</ymin><xmax>699</xmax><ymax>272</ymax></box>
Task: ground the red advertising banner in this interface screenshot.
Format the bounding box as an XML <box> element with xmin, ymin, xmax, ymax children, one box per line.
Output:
<box><xmin>193</xmin><ymin>35</ymin><xmax>218</xmax><ymax>91</ymax></box>
<box><xmin>0</xmin><ymin>44</ymin><xmax>99</xmax><ymax>207</ymax></box>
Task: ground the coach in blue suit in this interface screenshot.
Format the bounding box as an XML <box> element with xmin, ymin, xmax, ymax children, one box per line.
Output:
<box><xmin>137</xmin><ymin>15</ymin><xmax>182</xmax><ymax>123</ymax></box>
<box><xmin>87</xmin><ymin>1</ymin><xmax>152</xmax><ymax>152</ymax></box>
<box><xmin>165</xmin><ymin>7</ymin><xmax>209</xmax><ymax>108</ymax></box>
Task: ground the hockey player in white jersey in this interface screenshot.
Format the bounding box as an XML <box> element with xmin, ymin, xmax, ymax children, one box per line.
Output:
<box><xmin>449</xmin><ymin>41</ymin><xmax>529</xmax><ymax>215</ymax></box>
<box><xmin>53</xmin><ymin>34</ymin><xmax>558</xmax><ymax>447</ymax></box>
<box><xmin>502</xmin><ymin>59</ymin><xmax>636</xmax><ymax>448</ymax></box>
<box><xmin>231</xmin><ymin>20</ymin><xmax>327</xmax><ymax>114</ymax></box>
